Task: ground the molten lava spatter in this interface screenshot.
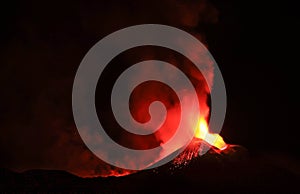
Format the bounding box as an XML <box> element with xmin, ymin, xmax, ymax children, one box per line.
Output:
<box><xmin>194</xmin><ymin>117</ymin><xmax>227</xmax><ymax>150</ymax></box>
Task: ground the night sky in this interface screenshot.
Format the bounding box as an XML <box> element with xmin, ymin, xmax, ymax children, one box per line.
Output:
<box><xmin>0</xmin><ymin>0</ymin><xmax>299</xmax><ymax>177</ymax></box>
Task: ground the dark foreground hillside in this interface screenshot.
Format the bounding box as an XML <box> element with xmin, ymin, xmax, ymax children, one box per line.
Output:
<box><xmin>1</xmin><ymin>145</ymin><xmax>299</xmax><ymax>193</ymax></box>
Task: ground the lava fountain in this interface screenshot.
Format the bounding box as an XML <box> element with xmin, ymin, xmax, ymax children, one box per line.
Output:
<box><xmin>194</xmin><ymin>117</ymin><xmax>227</xmax><ymax>150</ymax></box>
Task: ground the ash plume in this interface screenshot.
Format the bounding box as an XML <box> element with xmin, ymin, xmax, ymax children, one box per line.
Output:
<box><xmin>0</xmin><ymin>0</ymin><xmax>219</xmax><ymax>177</ymax></box>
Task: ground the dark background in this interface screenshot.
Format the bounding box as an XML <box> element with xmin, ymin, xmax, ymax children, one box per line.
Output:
<box><xmin>0</xmin><ymin>0</ymin><xmax>299</xmax><ymax>178</ymax></box>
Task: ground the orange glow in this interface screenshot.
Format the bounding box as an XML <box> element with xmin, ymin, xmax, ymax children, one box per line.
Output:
<box><xmin>194</xmin><ymin>117</ymin><xmax>227</xmax><ymax>150</ymax></box>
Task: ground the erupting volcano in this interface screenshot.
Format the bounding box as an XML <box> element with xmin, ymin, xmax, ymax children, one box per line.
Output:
<box><xmin>170</xmin><ymin>111</ymin><xmax>229</xmax><ymax>169</ymax></box>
